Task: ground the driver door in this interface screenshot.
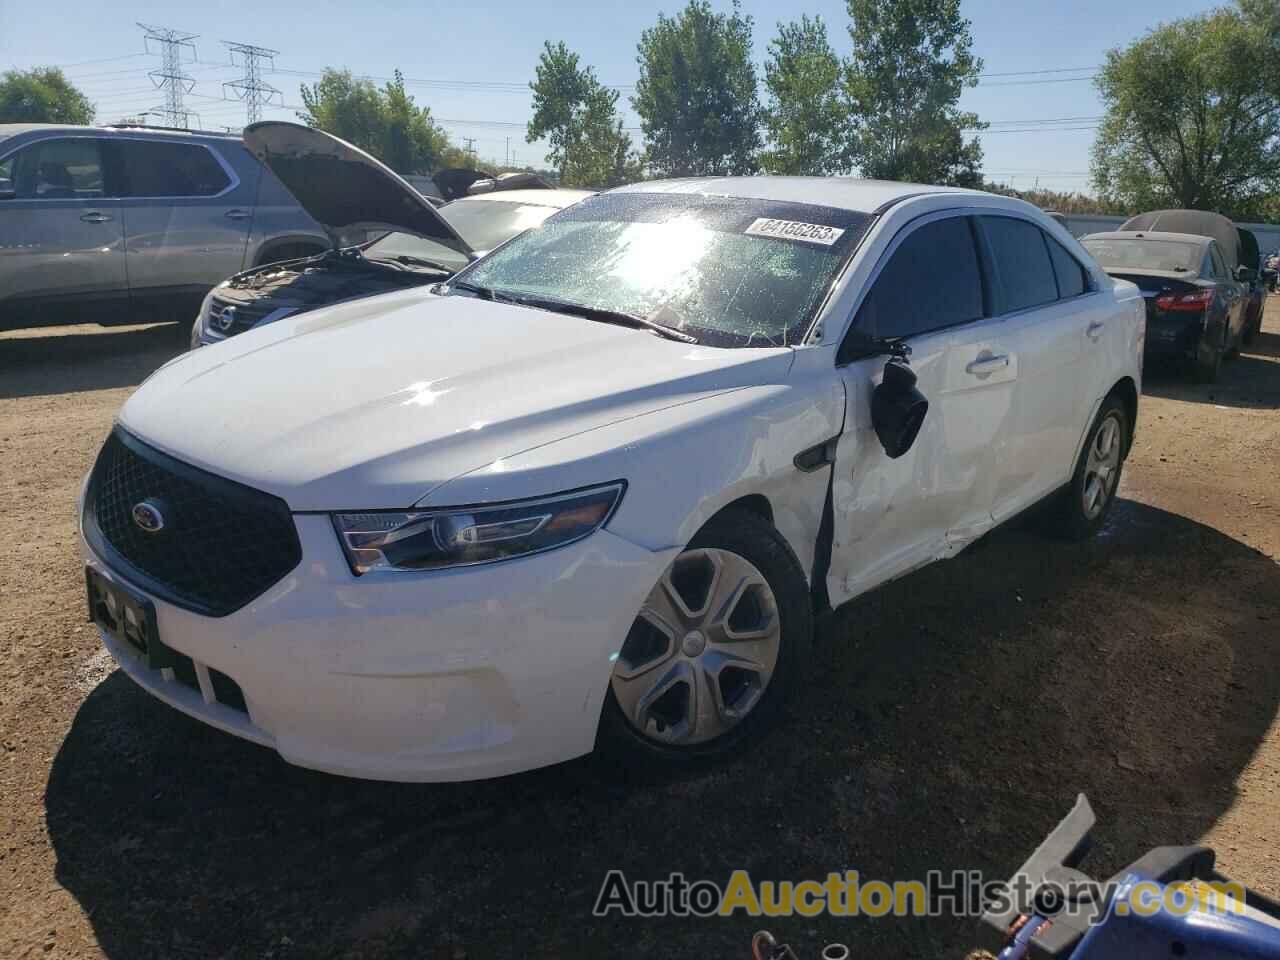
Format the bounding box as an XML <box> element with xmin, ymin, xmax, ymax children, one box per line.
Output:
<box><xmin>828</xmin><ymin>212</ymin><xmax>1018</xmax><ymax>605</ymax></box>
<box><xmin>0</xmin><ymin>136</ymin><xmax>127</xmax><ymax>324</ymax></box>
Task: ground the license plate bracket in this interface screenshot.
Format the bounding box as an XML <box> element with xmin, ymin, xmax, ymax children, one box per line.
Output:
<box><xmin>86</xmin><ymin>567</ymin><xmax>174</xmax><ymax>670</ymax></box>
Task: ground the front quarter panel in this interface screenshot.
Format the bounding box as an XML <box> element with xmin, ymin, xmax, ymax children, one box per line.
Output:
<box><xmin>419</xmin><ymin>352</ymin><xmax>846</xmax><ymax>588</ymax></box>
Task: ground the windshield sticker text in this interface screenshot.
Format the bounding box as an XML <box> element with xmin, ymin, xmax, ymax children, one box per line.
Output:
<box><xmin>745</xmin><ymin>218</ymin><xmax>845</xmax><ymax>246</ymax></box>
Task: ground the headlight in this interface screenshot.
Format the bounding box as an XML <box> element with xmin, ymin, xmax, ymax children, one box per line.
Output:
<box><xmin>332</xmin><ymin>482</ymin><xmax>625</xmax><ymax>575</ymax></box>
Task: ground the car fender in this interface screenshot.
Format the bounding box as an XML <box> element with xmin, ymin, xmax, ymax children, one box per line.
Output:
<box><xmin>419</xmin><ymin>369</ymin><xmax>848</xmax><ymax>588</ymax></box>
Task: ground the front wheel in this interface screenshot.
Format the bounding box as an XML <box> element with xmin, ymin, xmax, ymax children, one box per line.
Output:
<box><xmin>598</xmin><ymin>509</ymin><xmax>812</xmax><ymax>769</ymax></box>
<box><xmin>1048</xmin><ymin>398</ymin><xmax>1128</xmax><ymax>541</ymax></box>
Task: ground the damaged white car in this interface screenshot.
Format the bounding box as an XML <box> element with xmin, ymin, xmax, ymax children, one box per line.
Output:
<box><xmin>81</xmin><ymin>178</ymin><xmax>1144</xmax><ymax>781</ymax></box>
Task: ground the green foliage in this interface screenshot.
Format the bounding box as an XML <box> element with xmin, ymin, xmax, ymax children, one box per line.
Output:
<box><xmin>0</xmin><ymin>67</ymin><xmax>94</xmax><ymax>125</ymax></box>
<box><xmin>1091</xmin><ymin>3</ymin><xmax>1280</xmax><ymax>219</ymax></box>
<box><xmin>632</xmin><ymin>0</ymin><xmax>762</xmax><ymax>176</ymax></box>
<box><xmin>527</xmin><ymin>42</ymin><xmax>640</xmax><ymax>188</ymax></box>
<box><xmin>298</xmin><ymin>69</ymin><xmax>455</xmax><ymax>174</ymax></box>
<box><xmin>761</xmin><ymin>16</ymin><xmax>846</xmax><ymax>175</ymax></box>
<box><xmin>842</xmin><ymin>0</ymin><xmax>984</xmax><ymax>186</ymax></box>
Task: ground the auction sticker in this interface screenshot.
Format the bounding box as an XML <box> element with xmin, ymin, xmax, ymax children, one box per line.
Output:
<box><xmin>745</xmin><ymin>217</ymin><xmax>845</xmax><ymax>246</ymax></box>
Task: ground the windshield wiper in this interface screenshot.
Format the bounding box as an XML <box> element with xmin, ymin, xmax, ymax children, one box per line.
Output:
<box><xmin>448</xmin><ymin>278</ymin><xmax>503</xmax><ymax>301</ymax></box>
<box><xmin>506</xmin><ymin>294</ymin><xmax>699</xmax><ymax>344</ymax></box>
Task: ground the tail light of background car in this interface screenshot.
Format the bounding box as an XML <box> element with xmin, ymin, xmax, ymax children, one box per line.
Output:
<box><xmin>1155</xmin><ymin>289</ymin><xmax>1215</xmax><ymax>312</ymax></box>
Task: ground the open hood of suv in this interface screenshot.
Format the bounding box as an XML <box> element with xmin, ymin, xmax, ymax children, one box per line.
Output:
<box><xmin>243</xmin><ymin>121</ymin><xmax>472</xmax><ymax>256</ymax></box>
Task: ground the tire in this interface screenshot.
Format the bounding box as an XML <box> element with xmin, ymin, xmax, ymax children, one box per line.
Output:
<box><xmin>1047</xmin><ymin>397</ymin><xmax>1129</xmax><ymax>541</ymax></box>
<box><xmin>597</xmin><ymin>508</ymin><xmax>812</xmax><ymax>771</ymax></box>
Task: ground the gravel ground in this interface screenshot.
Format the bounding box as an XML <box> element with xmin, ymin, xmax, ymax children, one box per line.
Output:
<box><xmin>1</xmin><ymin>301</ymin><xmax>1278</xmax><ymax>959</ymax></box>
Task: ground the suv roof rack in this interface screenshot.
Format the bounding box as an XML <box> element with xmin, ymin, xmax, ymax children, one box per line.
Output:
<box><xmin>105</xmin><ymin>123</ymin><xmax>240</xmax><ymax>138</ymax></box>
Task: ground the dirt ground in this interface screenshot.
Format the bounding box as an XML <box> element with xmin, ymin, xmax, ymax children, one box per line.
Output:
<box><xmin>1</xmin><ymin>301</ymin><xmax>1278</xmax><ymax>960</ymax></box>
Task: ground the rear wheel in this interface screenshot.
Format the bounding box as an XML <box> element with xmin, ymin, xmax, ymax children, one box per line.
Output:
<box><xmin>1048</xmin><ymin>397</ymin><xmax>1128</xmax><ymax>541</ymax></box>
<box><xmin>598</xmin><ymin>509</ymin><xmax>811</xmax><ymax>768</ymax></box>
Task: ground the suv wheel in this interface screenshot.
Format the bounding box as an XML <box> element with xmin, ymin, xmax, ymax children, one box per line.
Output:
<box><xmin>599</xmin><ymin>509</ymin><xmax>811</xmax><ymax>767</ymax></box>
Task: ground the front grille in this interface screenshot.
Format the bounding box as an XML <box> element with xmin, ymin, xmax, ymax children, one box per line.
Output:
<box><xmin>85</xmin><ymin>428</ymin><xmax>301</xmax><ymax>617</ymax></box>
<box><xmin>208</xmin><ymin>295</ymin><xmax>278</xmax><ymax>336</ymax></box>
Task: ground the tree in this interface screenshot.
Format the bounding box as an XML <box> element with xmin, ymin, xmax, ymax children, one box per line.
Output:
<box><xmin>527</xmin><ymin>41</ymin><xmax>640</xmax><ymax>187</ymax></box>
<box><xmin>0</xmin><ymin>67</ymin><xmax>93</xmax><ymax>124</ymax></box>
<box><xmin>298</xmin><ymin>69</ymin><xmax>454</xmax><ymax>174</ymax></box>
<box><xmin>842</xmin><ymin>0</ymin><xmax>985</xmax><ymax>186</ymax></box>
<box><xmin>632</xmin><ymin>0</ymin><xmax>762</xmax><ymax>177</ymax></box>
<box><xmin>761</xmin><ymin>16</ymin><xmax>847</xmax><ymax>175</ymax></box>
<box><xmin>1091</xmin><ymin>3</ymin><xmax>1280</xmax><ymax>218</ymax></box>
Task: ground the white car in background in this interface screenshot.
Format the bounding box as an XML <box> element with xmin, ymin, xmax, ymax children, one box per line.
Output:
<box><xmin>81</xmin><ymin>177</ymin><xmax>1144</xmax><ymax>781</ymax></box>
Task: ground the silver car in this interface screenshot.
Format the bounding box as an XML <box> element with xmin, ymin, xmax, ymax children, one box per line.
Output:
<box><xmin>0</xmin><ymin>123</ymin><xmax>328</xmax><ymax>330</ymax></box>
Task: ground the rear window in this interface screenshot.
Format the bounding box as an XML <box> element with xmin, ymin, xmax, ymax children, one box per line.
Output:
<box><xmin>1046</xmin><ymin>236</ymin><xmax>1088</xmax><ymax>298</ymax></box>
<box><xmin>1081</xmin><ymin>238</ymin><xmax>1200</xmax><ymax>274</ymax></box>
<box><xmin>982</xmin><ymin>216</ymin><xmax>1058</xmax><ymax>312</ymax></box>
<box><xmin>116</xmin><ymin>140</ymin><xmax>232</xmax><ymax>198</ymax></box>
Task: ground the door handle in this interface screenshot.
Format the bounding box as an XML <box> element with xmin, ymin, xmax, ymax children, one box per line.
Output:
<box><xmin>224</xmin><ymin>209</ymin><xmax>251</xmax><ymax>220</ymax></box>
<box><xmin>1086</xmin><ymin>320</ymin><xmax>1106</xmax><ymax>340</ymax></box>
<box><xmin>965</xmin><ymin>354</ymin><xmax>1009</xmax><ymax>375</ymax></box>
<box><xmin>80</xmin><ymin>212</ymin><xmax>112</xmax><ymax>223</ymax></box>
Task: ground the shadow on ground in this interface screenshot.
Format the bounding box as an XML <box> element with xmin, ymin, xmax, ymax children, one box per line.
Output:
<box><xmin>45</xmin><ymin>500</ymin><xmax>1280</xmax><ymax>958</ymax></box>
<box><xmin>0</xmin><ymin>322</ymin><xmax>188</xmax><ymax>400</ymax></box>
<box><xmin>1142</xmin><ymin>327</ymin><xmax>1280</xmax><ymax>409</ymax></box>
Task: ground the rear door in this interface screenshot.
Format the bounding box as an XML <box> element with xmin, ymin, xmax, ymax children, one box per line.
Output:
<box><xmin>831</xmin><ymin>212</ymin><xmax>1017</xmax><ymax>601</ymax></box>
<box><xmin>112</xmin><ymin>137</ymin><xmax>254</xmax><ymax>316</ymax></box>
<box><xmin>0</xmin><ymin>136</ymin><xmax>126</xmax><ymax>324</ymax></box>
<box><xmin>976</xmin><ymin>215</ymin><xmax>1106</xmax><ymax>521</ymax></box>
<box><xmin>1208</xmin><ymin>242</ymin><xmax>1245</xmax><ymax>343</ymax></box>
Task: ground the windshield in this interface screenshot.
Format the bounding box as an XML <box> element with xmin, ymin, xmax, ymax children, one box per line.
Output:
<box><xmin>452</xmin><ymin>193</ymin><xmax>871</xmax><ymax>347</ymax></box>
<box><xmin>1082</xmin><ymin>238</ymin><xmax>1201</xmax><ymax>274</ymax></box>
<box><xmin>362</xmin><ymin>197</ymin><xmax>563</xmax><ymax>271</ymax></box>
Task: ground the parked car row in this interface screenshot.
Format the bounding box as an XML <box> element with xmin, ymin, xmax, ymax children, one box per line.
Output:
<box><xmin>1081</xmin><ymin>209</ymin><xmax>1265</xmax><ymax>382</ymax></box>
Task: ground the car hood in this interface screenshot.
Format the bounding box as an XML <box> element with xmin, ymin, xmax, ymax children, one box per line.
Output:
<box><xmin>243</xmin><ymin>121</ymin><xmax>472</xmax><ymax>257</ymax></box>
<box><xmin>121</xmin><ymin>291</ymin><xmax>793</xmax><ymax>510</ymax></box>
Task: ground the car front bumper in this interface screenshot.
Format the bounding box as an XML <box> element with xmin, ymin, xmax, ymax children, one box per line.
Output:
<box><xmin>83</xmin><ymin>514</ymin><xmax>676</xmax><ymax>782</ymax></box>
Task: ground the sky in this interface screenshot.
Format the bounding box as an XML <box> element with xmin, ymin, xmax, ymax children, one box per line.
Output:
<box><xmin>0</xmin><ymin>0</ymin><xmax>1230</xmax><ymax>193</ymax></box>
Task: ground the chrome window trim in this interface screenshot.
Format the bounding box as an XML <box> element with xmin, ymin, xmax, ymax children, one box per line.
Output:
<box><xmin>0</xmin><ymin>132</ymin><xmax>241</xmax><ymax>201</ymax></box>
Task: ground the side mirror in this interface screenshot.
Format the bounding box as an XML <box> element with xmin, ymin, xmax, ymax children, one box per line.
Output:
<box><xmin>871</xmin><ymin>358</ymin><xmax>929</xmax><ymax>459</ymax></box>
<box><xmin>0</xmin><ymin>178</ymin><xmax>15</xmax><ymax>200</ymax></box>
<box><xmin>1235</xmin><ymin>265</ymin><xmax>1256</xmax><ymax>284</ymax></box>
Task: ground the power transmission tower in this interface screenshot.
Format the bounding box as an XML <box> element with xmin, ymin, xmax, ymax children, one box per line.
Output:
<box><xmin>463</xmin><ymin>137</ymin><xmax>477</xmax><ymax>164</ymax></box>
<box><xmin>222</xmin><ymin>41</ymin><xmax>282</xmax><ymax>126</ymax></box>
<box><xmin>137</xmin><ymin>22</ymin><xmax>199</xmax><ymax>128</ymax></box>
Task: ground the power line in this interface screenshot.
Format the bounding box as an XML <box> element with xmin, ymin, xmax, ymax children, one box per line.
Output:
<box><xmin>137</xmin><ymin>23</ymin><xmax>200</xmax><ymax>128</ymax></box>
<box><xmin>222</xmin><ymin>41</ymin><xmax>282</xmax><ymax>124</ymax></box>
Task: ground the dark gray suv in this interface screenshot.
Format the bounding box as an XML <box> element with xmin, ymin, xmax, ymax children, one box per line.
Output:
<box><xmin>0</xmin><ymin>123</ymin><xmax>329</xmax><ymax>330</ymax></box>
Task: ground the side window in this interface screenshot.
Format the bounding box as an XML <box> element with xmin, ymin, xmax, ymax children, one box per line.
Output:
<box><xmin>852</xmin><ymin>216</ymin><xmax>983</xmax><ymax>340</ymax></box>
<box><xmin>1046</xmin><ymin>235</ymin><xmax>1088</xmax><ymax>299</ymax></box>
<box><xmin>10</xmin><ymin>138</ymin><xmax>105</xmax><ymax>199</ymax></box>
<box><xmin>0</xmin><ymin>151</ymin><xmax>15</xmax><ymax>194</ymax></box>
<box><xmin>1209</xmin><ymin>245</ymin><xmax>1228</xmax><ymax>281</ymax></box>
<box><xmin>981</xmin><ymin>216</ymin><xmax>1058</xmax><ymax>312</ymax></box>
<box><xmin>117</xmin><ymin>140</ymin><xmax>232</xmax><ymax>198</ymax></box>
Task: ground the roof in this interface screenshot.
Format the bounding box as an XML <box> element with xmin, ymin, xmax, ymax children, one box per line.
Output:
<box><xmin>1082</xmin><ymin>230</ymin><xmax>1214</xmax><ymax>248</ymax></box>
<box><xmin>0</xmin><ymin>123</ymin><xmax>238</xmax><ymax>146</ymax></box>
<box><xmin>610</xmin><ymin>176</ymin><xmax>983</xmax><ymax>214</ymax></box>
<box><xmin>454</xmin><ymin>188</ymin><xmax>594</xmax><ymax>208</ymax></box>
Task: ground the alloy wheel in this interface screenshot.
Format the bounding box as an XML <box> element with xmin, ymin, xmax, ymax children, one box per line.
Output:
<box><xmin>610</xmin><ymin>548</ymin><xmax>782</xmax><ymax>746</ymax></box>
<box><xmin>1082</xmin><ymin>413</ymin><xmax>1122</xmax><ymax>520</ymax></box>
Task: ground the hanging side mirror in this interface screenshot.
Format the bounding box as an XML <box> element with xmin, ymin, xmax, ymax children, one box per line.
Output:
<box><xmin>871</xmin><ymin>355</ymin><xmax>929</xmax><ymax>459</ymax></box>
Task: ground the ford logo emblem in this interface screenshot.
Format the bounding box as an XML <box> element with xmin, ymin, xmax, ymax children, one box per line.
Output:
<box><xmin>213</xmin><ymin>305</ymin><xmax>236</xmax><ymax>333</ymax></box>
<box><xmin>132</xmin><ymin>500</ymin><xmax>166</xmax><ymax>534</ymax></box>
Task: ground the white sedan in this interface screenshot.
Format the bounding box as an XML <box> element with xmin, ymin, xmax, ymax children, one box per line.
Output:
<box><xmin>80</xmin><ymin>178</ymin><xmax>1145</xmax><ymax>781</ymax></box>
